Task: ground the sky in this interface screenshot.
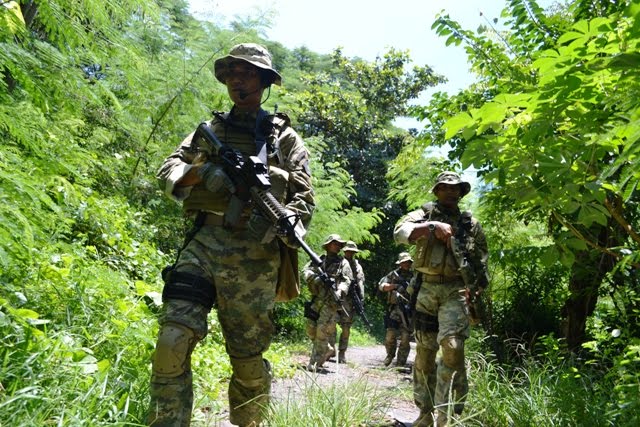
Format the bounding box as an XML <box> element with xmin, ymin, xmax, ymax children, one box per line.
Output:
<box><xmin>189</xmin><ymin>0</ymin><xmax>555</xmax><ymax>96</ymax></box>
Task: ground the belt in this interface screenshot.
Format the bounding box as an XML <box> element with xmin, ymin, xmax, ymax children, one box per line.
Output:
<box><xmin>203</xmin><ymin>213</ymin><xmax>249</xmax><ymax>229</ymax></box>
<box><xmin>423</xmin><ymin>274</ymin><xmax>463</xmax><ymax>284</ymax></box>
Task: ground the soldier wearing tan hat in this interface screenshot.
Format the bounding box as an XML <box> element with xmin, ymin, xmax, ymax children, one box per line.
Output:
<box><xmin>302</xmin><ymin>234</ymin><xmax>353</xmax><ymax>371</ymax></box>
<box><xmin>394</xmin><ymin>171</ymin><xmax>489</xmax><ymax>426</ymax></box>
<box><xmin>378</xmin><ymin>251</ymin><xmax>415</xmax><ymax>367</ymax></box>
<box><xmin>328</xmin><ymin>240</ymin><xmax>365</xmax><ymax>363</ymax></box>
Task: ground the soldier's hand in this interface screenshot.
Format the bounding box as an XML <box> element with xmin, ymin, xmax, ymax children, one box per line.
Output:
<box><xmin>432</xmin><ymin>221</ymin><xmax>453</xmax><ymax>243</ymax></box>
<box><xmin>382</xmin><ymin>283</ymin><xmax>395</xmax><ymax>292</ymax></box>
<box><xmin>197</xmin><ymin>163</ymin><xmax>235</xmax><ymax>194</ymax></box>
<box><xmin>277</xmin><ymin>209</ymin><xmax>305</xmax><ymax>248</ymax></box>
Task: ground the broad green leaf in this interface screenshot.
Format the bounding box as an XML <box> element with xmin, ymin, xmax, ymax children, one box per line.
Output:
<box><xmin>558</xmin><ymin>31</ymin><xmax>585</xmax><ymax>44</ymax></box>
<box><xmin>444</xmin><ymin>112</ymin><xmax>473</xmax><ymax>139</ymax></box>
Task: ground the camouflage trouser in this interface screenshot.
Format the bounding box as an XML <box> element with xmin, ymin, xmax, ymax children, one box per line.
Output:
<box><xmin>148</xmin><ymin>225</ymin><xmax>279</xmax><ymax>427</ymax></box>
<box><xmin>333</xmin><ymin>301</ymin><xmax>355</xmax><ymax>353</ymax></box>
<box><xmin>384</xmin><ymin>325</ymin><xmax>412</xmax><ymax>365</ymax></box>
<box><xmin>384</xmin><ymin>305</ymin><xmax>412</xmax><ymax>364</ymax></box>
<box><xmin>305</xmin><ymin>297</ymin><xmax>339</xmax><ymax>368</ymax></box>
<box><xmin>413</xmin><ymin>278</ymin><xmax>469</xmax><ymax>420</ymax></box>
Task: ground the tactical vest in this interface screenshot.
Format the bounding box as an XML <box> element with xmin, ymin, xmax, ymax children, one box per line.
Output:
<box><xmin>413</xmin><ymin>202</ymin><xmax>472</xmax><ymax>276</ymax></box>
<box><xmin>386</xmin><ymin>269</ymin><xmax>412</xmax><ymax>305</ymax></box>
<box><xmin>183</xmin><ymin>110</ymin><xmax>292</xmax><ymax>214</ymax></box>
<box><xmin>307</xmin><ymin>254</ymin><xmax>344</xmax><ymax>297</ymax></box>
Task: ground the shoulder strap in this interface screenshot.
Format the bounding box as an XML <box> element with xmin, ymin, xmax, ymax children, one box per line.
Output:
<box><xmin>254</xmin><ymin>108</ymin><xmax>269</xmax><ymax>164</ymax></box>
<box><xmin>260</xmin><ymin>112</ymin><xmax>291</xmax><ymax>165</ymax></box>
<box><xmin>421</xmin><ymin>202</ymin><xmax>436</xmax><ymax>221</ymax></box>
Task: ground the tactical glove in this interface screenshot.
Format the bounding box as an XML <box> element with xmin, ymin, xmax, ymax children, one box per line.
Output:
<box><xmin>335</xmin><ymin>284</ymin><xmax>349</xmax><ymax>300</ymax></box>
<box><xmin>277</xmin><ymin>208</ymin><xmax>306</xmax><ymax>248</ymax></box>
<box><xmin>197</xmin><ymin>163</ymin><xmax>235</xmax><ymax>194</ymax></box>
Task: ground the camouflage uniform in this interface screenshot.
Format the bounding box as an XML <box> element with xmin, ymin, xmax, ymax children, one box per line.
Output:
<box><xmin>394</xmin><ymin>172</ymin><xmax>488</xmax><ymax>427</ymax></box>
<box><xmin>302</xmin><ymin>234</ymin><xmax>353</xmax><ymax>370</ymax></box>
<box><xmin>148</xmin><ymin>44</ymin><xmax>314</xmax><ymax>427</ymax></box>
<box><xmin>334</xmin><ymin>241</ymin><xmax>365</xmax><ymax>363</ymax></box>
<box><xmin>378</xmin><ymin>252</ymin><xmax>414</xmax><ymax>366</ymax></box>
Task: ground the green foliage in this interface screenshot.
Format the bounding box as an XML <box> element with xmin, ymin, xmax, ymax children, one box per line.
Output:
<box><xmin>439</xmin><ymin>6</ymin><xmax>640</xmax><ymax>267</ymax></box>
<box><xmin>464</xmin><ymin>344</ymin><xmax>640</xmax><ymax>426</ymax></box>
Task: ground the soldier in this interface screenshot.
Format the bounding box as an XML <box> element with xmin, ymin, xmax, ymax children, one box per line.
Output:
<box><xmin>378</xmin><ymin>252</ymin><xmax>415</xmax><ymax>367</ymax></box>
<box><xmin>148</xmin><ymin>43</ymin><xmax>314</xmax><ymax>427</ymax></box>
<box><xmin>333</xmin><ymin>240</ymin><xmax>365</xmax><ymax>363</ymax></box>
<box><xmin>302</xmin><ymin>234</ymin><xmax>353</xmax><ymax>371</ymax></box>
<box><xmin>394</xmin><ymin>171</ymin><xmax>489</xmax><ymax>427</ymax></box>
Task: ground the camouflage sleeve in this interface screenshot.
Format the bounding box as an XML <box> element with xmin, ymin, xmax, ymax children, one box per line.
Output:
<box><xmin>337</xmin><ymin>259</ymin><xmax>353</xmax><ymax>294</ymax></box>
<box><xmin>302</xmin><ymin>260</ymin><xmax>319</xmax><ymax>284</ymax></box>
<box><xmin>156</xmin><ymin>129</ymin><xmax>200</xmax><ymax>201</ymax></box>
<box><xmin>393</xmin><ymin>209</ymin><xmax>426</xmax><ymax>245</ymax></box>
<box><xmin>279</xmin><ymin>126</ymin><xmax>315</xmax><ymax>230</ymax></box>
<box><xmin>378</xmin><ymin>271</ymin><xmax>392</xmax><ymax>291</ymax></box>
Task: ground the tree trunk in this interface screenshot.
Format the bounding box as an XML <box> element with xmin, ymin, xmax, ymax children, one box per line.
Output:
<box><xmin>561</xmin><ymin>225</ymin><xmax>616</xmax><ymax>351</ymax></box>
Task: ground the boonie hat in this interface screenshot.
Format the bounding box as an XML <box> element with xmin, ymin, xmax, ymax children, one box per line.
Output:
<box><xmin>396</xmin><ymin>252</ymin><xmax>414</xmax><ymax>264</ymax></box>
<box><xmin>344</xmin><ymin>241</ymin><xmax>360</xmax><ymax>253</ymax></box>
<box><xmin>214</xmin><ymin>43</ymin><xmax>282</xmax><ymax>86</ymax></box>
<box><xmin>322</xmin><ymin>234</ymin><xmax>346</xmax><ymax>249</ymax></box>
<box><xmin>431</xmin><ymin>171</ymin><xmax>471</xmax><ymax>197</ymax></box>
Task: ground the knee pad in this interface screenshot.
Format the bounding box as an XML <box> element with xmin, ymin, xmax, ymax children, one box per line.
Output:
<box><xmin>230</xmin><ymin>355</ymin><xmax>268</xmax><ymax>389</ymax></box>
<box><xmin>440</xmin><ymin>335</ymin><xmax>465</xmax><ymax>368</ymax></box>
<box><xmin>152</xmin><ymin>322</ymin><xmax>196</xmax><ymax>378</ymax></box>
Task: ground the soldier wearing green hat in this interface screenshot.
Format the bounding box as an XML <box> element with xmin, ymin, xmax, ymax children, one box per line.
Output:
<box><xmin>394</xmin><ymin>171</ymin><xmax>489</xmax><ymax>427</ymax></box>
<box><xmin>148</xmin><ymin>43</ymin><xmax>314</xmax><ymax>427</ymax></box>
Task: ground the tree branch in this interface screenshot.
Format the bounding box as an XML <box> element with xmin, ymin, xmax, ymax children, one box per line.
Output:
<box><xmin>551</xmin><ymin>210</ymin><xmax>639</xmax><ymax>268</ymax></box>
<box><xmin>604</xmin><ymin>197</ymin><xmax>640</xmax><ymax>244</ymax></box>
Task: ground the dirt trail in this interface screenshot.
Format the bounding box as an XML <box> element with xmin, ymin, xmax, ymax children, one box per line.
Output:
<box><xmin>213</xmin><ymin>343</ymin><xmax>419</xmax><ymax>426</ymax></box>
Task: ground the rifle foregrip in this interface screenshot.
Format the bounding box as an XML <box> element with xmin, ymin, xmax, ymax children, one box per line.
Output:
<box><xmin>251</xmin><ymin>187</ymin><xmax>287</xmax><ymax>224</ymax></box>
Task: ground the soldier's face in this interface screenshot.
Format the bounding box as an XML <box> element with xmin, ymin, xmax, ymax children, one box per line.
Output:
<box><xmin>435</xmin><ymin>184</ymin><xmax>461</xmax><ymax>208</ymax></box>
<box><xmin>399</xmin><ymin>261</ymin><xmax>412</xmax><ymax>271</ymax></box>
<box><xmin>224</xmin><ymin>61</ymin><xmax>264</xmax><ymax>109</ymax></box>
<box><xmin>344</xmin><ymin>250</ymin><xmax>355</xmax><ymax>259</ymax></box>
<box><xmin>326</xmin><ymin>241</ymin><xmax>342</xmax><ymax>254</ymax></box>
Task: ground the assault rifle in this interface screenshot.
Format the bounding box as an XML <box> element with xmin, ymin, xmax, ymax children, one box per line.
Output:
<box><xmin>391</xmin><ymin>271</ymin><xmax>413</xmax><ymax>329</ymax></box>
<box><xmin>193</xmin><ymin>122</ymin><xmax>328</xmax><ymax>280</ymax></box>
<box><xmin>316</xmin><ymin>270</ymin><xmax>343</xmax><ymax>304</ymax></box>
<box><xmin>449</xmin><ymin>234</ymin><xmax>488</xmax><ymax>327</ymax></box>
<box><xmin>449</xmin><ymin>219</ymin><xmax>505</xmax><ymax>362</ymax></box>
<box><xmin>350</xmin><ymin>280</ymin><xmax>372</xmax><ymax>329</ymax></box>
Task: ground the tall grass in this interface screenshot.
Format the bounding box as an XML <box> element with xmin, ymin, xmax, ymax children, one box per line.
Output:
<box><xmin>267</xmin><ymin>373</ymin><xmax>394</xmax><ymax>427</ymax></box>
<box><xmin>463</xmin><ymin>348</ymin><xmax>638</xmax><ymax>427</ymax></box>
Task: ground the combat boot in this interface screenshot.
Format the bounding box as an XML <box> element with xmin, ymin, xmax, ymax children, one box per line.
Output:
<box><xmin>338</xmin><ymin>351</ymin><xmax>346</xmax><ymax>364</ymax></box>
<box><xmin>325</xmin><ymin>346</ymin><xmax>336</xmax><ymax>360</ymax></box>
<box><xmin>383</xmin><ymin>355</ymin><xmax>393</xmax><ymax>366</ymax></box>
<box><xmin>413</xmin><ymin>411</ymin><xmax>435</xmax><ymax>427</ymax></box>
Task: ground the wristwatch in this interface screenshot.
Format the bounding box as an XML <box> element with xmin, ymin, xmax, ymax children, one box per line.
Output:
<box><xmin>428</xmin><ymin>223</ymin><xmax>436</xmax><ymax>233</ymax></box>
